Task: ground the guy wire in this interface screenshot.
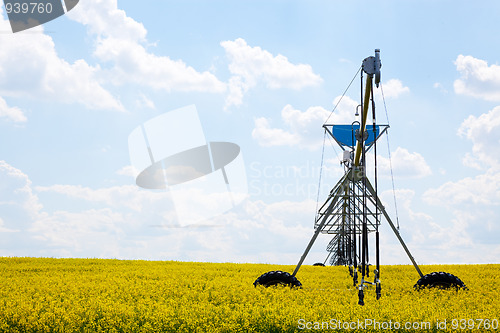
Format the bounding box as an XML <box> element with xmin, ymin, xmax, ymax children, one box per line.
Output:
<box><xmin>380</xmin><ymin>82</ymin><xmax>400</xmax><ymax>229</ymax></box>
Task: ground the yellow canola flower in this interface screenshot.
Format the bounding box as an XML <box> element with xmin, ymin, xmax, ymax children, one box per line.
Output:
<box><xmin>0</xmin><ymin>258</ymin><xmax>498</xmax><ymax>332</ymax></box>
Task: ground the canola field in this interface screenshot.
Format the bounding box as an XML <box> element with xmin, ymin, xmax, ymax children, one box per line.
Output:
<box><xmin>0</xmin><ymin>257</ymin><xmax>498</xmax><ymax>332</ymax></box>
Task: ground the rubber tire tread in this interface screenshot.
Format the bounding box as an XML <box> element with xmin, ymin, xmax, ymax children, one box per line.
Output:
<box><xmin>313</xmin><ymin>263</ymin><xmax>325</xmax><ymax>267</ymax></box>
<box><xmin>414</xmin><ymin>271</ymin><xmax>467</xmax><ymax>290</ymax></box>
<box><xmin>253</xmin><ymin>270</ymin><xmax>302</xmax><ymax>288</ymax></box>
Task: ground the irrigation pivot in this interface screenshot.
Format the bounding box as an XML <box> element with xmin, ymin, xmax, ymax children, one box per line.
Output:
<box><xmin>254</xmin><ymin>50</ymin><xmax>467</xmax><ymax>305</ymax></box>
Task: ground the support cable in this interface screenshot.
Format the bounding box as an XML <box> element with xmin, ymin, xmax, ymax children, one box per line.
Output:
<box><xmin>324</xmin><ymin>66</ymin><xmax>362</xmax><ymax>125</ymax></box>
<box><xmin>380</xmin><ymin>82</ymin><xmax>400</xmax><ymax>230</ymax></box>
<box><xmin>371</xmin><ymin>78</ymin><xmax>382</xmax><ymax>300</ymax></box>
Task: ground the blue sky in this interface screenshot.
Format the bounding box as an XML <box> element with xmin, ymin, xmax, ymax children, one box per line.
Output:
<box><xmin>1</xmin><ymin>0</ymin><xmax>500</xmax><ymax>265</ymax></box>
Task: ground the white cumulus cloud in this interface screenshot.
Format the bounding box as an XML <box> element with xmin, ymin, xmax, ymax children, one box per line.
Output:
<box><xmin>423</xmin><ymin>170</ymin><xmax>500</xmax><ymax>208</ymax></box>
<box><xmin>222</xmin><ymin>38</ymin><xmax>322</xmax><ymax>108</ymax></box>
<box><xmin>66</xmin><ymin>0</ymin><xmax>147</xmax><ymax>42</ymax></box>
<box><xmin>0</xmin><ymin>7</ymin><xmax>123</xmax><ymax>112</ymax></box>
<box><xmin>378</xmin><ymin>79</ymin><xmax>410</xmax><ymax>99</ymax></box>
<box><xmin>68</xmin><ymin>0</ymin><xmax>226</xmax><ymax>94</ymax></box>
<box><xmin>252</xmin><ymin>96</ymin><xmax>358</xmax><ymax>150</ymax></box>
<box><xmin>35</xmin><ymin>184</ymin><xmax>171</xmax><ymax>213</ymax></box>
<box><xmin>0</xmin><ymin>38</ymin><xmax>123</xmax><ymax>112</ymax></box>
<box><xmin>135</xmin><ymin>94</ymin><xmax>156</xmax><ymax>110</ymax></box>
<box><xmin>458</xmin><ymin>105</ymin><xmax>500</xmax><ymax>169</ymax></box>
<box><xmin>0</xmin><ymin>160</ymin><xmax>320</xmax><ymax>262</ymax></box>
<box><xmin>376</xmin><ymin>147</ymin><xmax>432</xmax><ymax>179</ymax></box>
<box><xmin>0</xmin><ymin>96</ymin><xmax>26</xmax><ymax>123</ymax></box>
<box><xmin>454</xmin><ymin>54</ymin><xmax>500</xmax><ymax>101</ymax></box>
<box><xmin>93</xmin><ymin>38</ymin><xmax>226</xmax><ymax>93</ymax></box>
<box><xmin>1</xmin><ymin>160</ymin><xmax>496</xmax><ymax>264</ymax></box>
<box><xmin>424</xmin><ymin>105</ymin><xmax>500</xmax><ymax>208</ymax></box>
<box><xmin>421</xmin><ymin>105</ymin><xmax>500</xmax><ymax>259</ymax></box>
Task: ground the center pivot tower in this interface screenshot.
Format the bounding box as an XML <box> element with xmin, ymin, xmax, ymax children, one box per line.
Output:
<box><xmin>318</xmin><ymin>50</ymin><xmax>387</xmax><ymax>273</ymax></box>
<box><xmin>290</xmin><ymin>49</ymin><xmax>397</xmax><ymax>304</ymax></box>
<box><xmin>254</xmin><ymin>50</ymin><xmax>467</xmax><ymax>304</ymax></box>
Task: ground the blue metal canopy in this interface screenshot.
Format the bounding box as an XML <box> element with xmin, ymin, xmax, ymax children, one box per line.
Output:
<box><xmin>323</xmin><ymin>124</ymin><xmax>389</xmax><ymax>150</ymax></box>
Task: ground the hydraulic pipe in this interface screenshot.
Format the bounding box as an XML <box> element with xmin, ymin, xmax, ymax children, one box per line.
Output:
<box><xmin>354</xmin><ymin>75</ymin><xmax>373</xmax><ymax>166</ymax></box>
<box><xmin>340</xmin><ymin>184</ymin><xmax>349</xmax><ymax>264</ymax></box>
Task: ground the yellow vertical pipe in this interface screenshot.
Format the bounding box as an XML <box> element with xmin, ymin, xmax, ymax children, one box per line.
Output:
<box><xmin>354</xmin><ymin>75</ymin><xmax>373</xmax><ymax>166</ymax></box>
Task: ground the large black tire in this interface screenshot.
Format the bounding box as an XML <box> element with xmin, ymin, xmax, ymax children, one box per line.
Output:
<box><xmin>253</xmin><ymin>270</ymin><xmax>302</xmax><ymax>288</ymax></box>
<box><xmin>414</xmin><ymin>271</ymin><xmax>467</xmax><ymax>290</ymax></box>
<box><xmin>313</xmin><ymin>262</ymin><xmax>325</xmax><ymax>267</ymax></box>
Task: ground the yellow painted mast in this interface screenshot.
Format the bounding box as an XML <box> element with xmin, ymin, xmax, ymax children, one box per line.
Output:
<box><xmin>353</xmin><ymin>74</ymin><xmax>372</xmax><ymax>167</ymax></box>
